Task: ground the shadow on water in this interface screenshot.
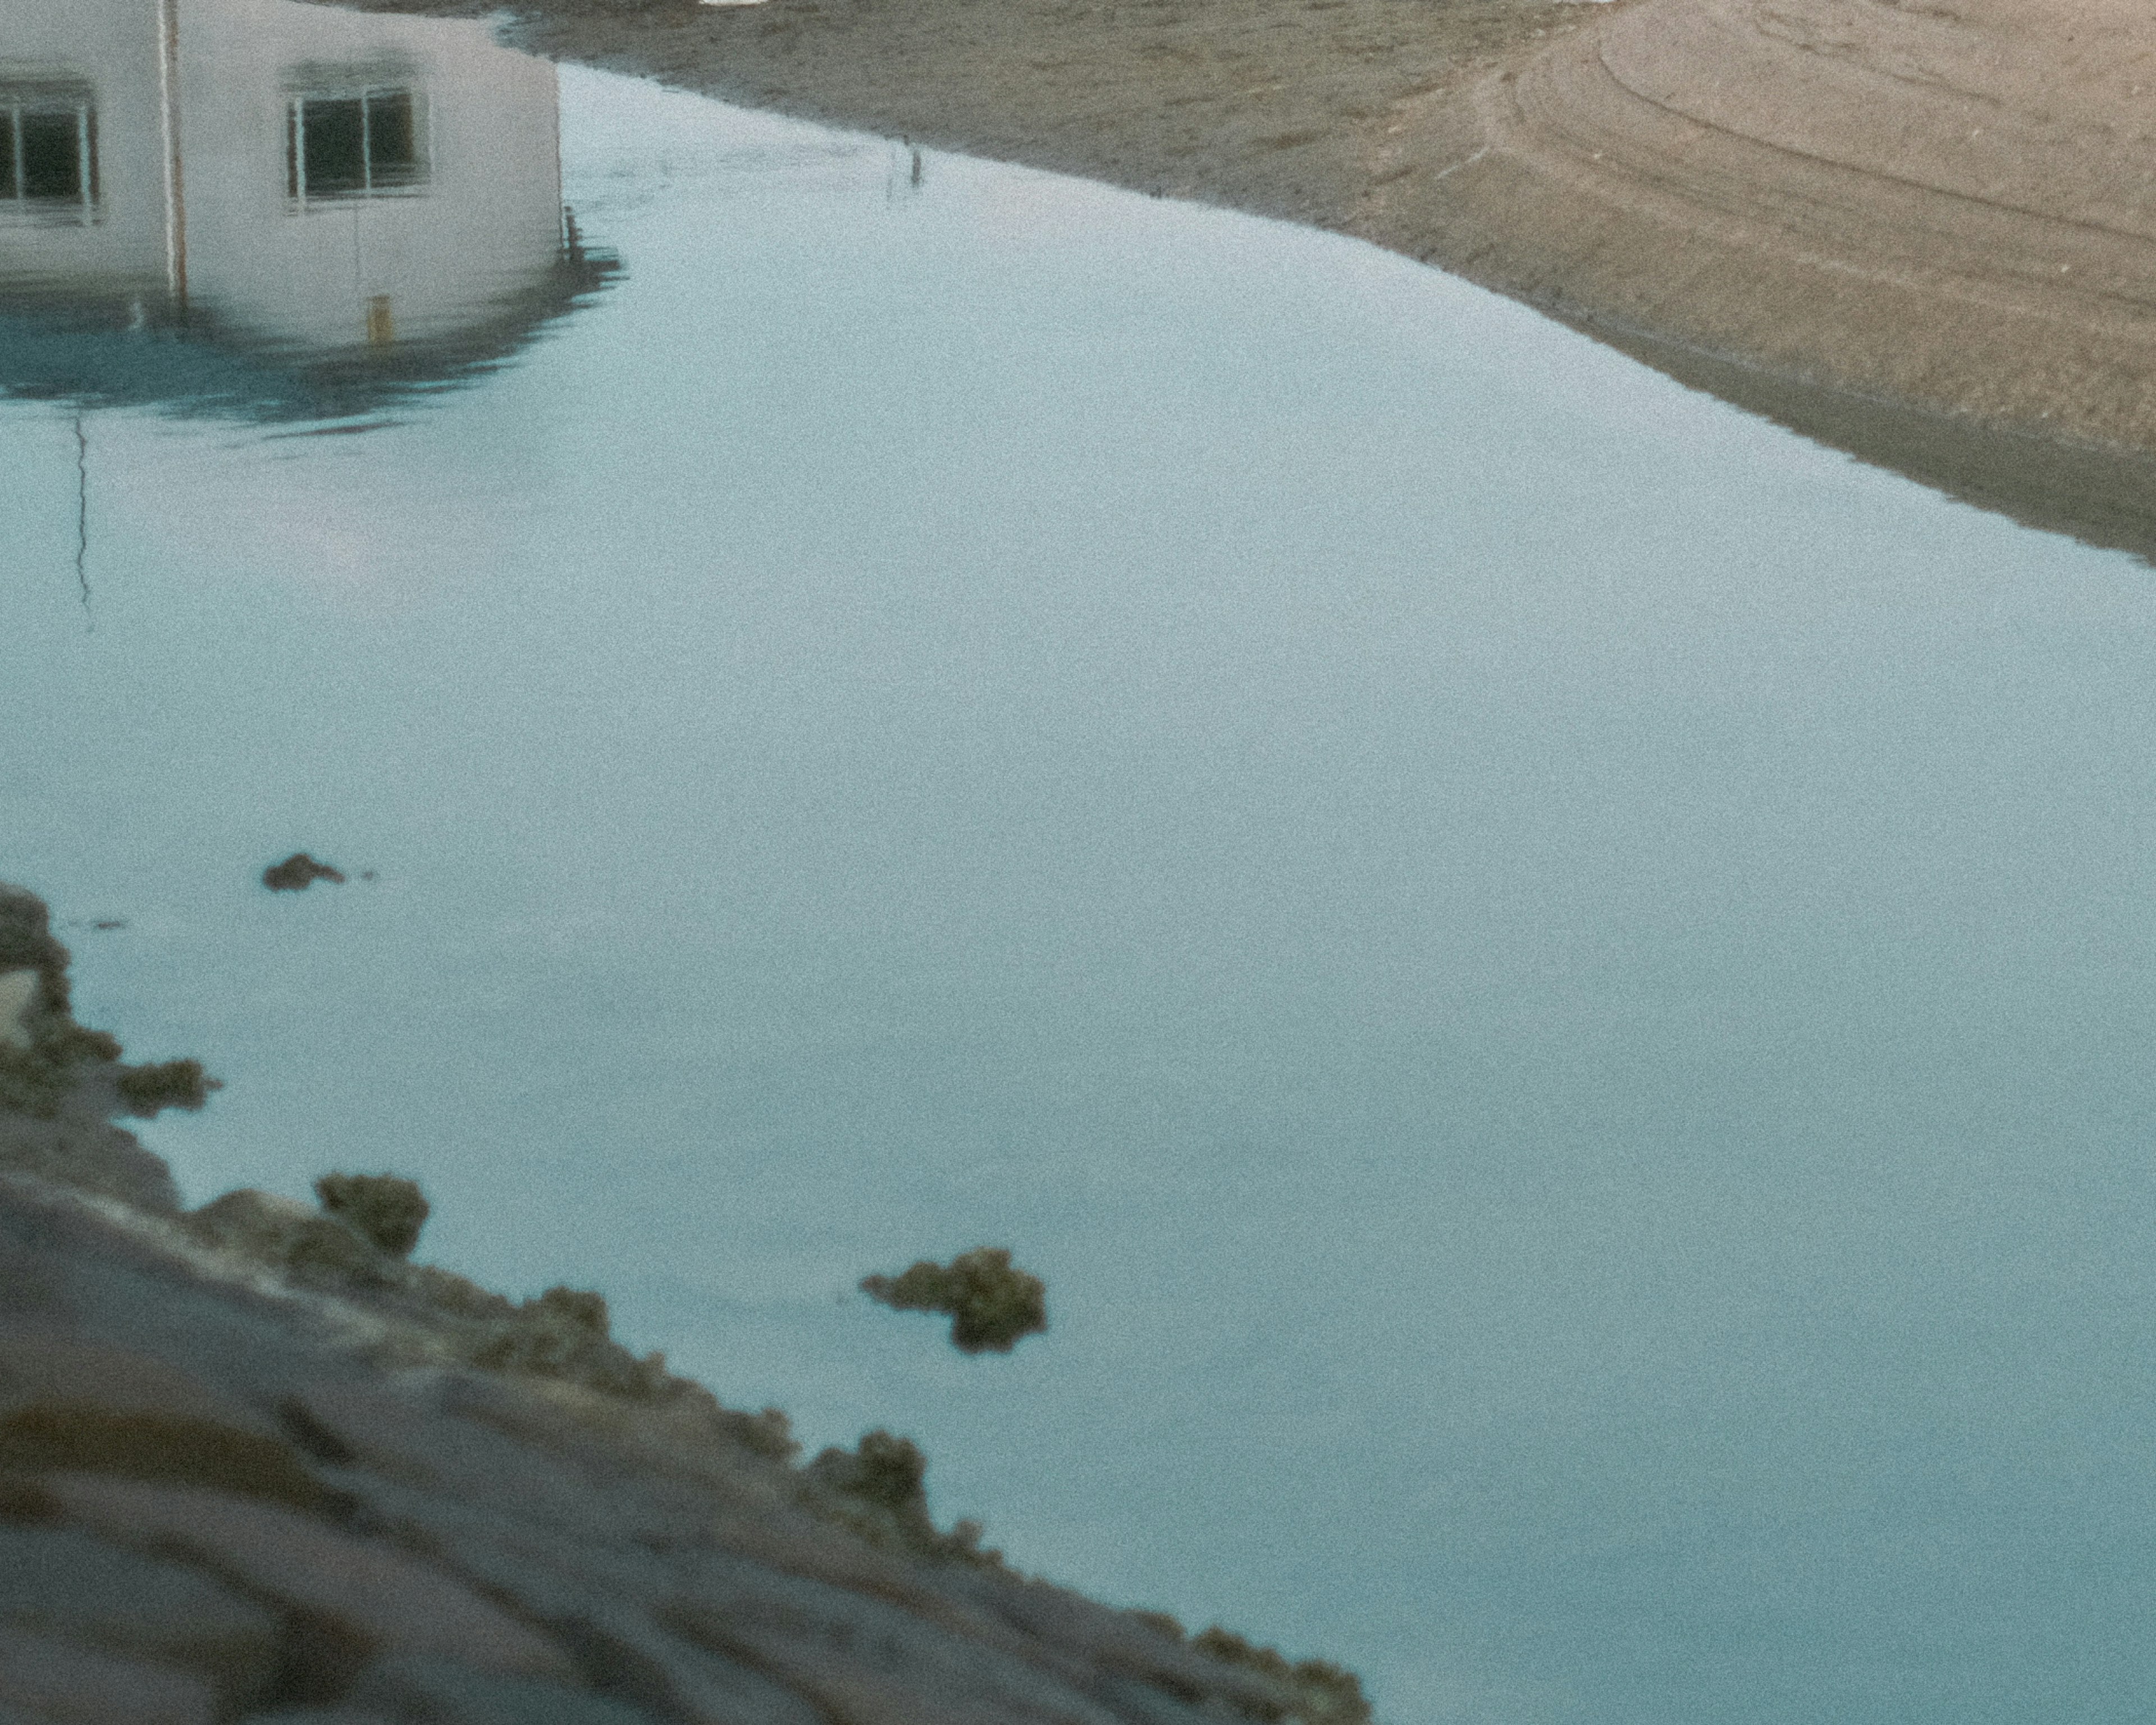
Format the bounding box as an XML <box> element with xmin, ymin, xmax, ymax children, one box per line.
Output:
<box><xmin>1581</xmin><ymin>316</ymin><xmax>2156</xmax><ymax>568</ymax></box>
<box><xmin>0</xmin><ymin>0</ymin><xmax>617</xmax><ymax>425</ymax></box>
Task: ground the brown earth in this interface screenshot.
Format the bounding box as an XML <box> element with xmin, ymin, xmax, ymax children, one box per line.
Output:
<box><xmin>344</xmin><ymin>0</ymin><xmax>2156</xmax><ymax>557</ymax></box>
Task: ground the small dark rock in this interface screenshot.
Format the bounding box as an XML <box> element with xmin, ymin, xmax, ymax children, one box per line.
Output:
<box><xmin>262</xmin><ymin>854</ymin><xmax>348</xmax><ymax>893</ymax></box>
<box><xmin>1131</xmin><ymin>1609</ymin><xmax>1189</xmax><ymax>1643</ymax></box>
<box><xmin>805</xmin><ymin>1429</ymin><xmax>940</xmax><ymax>1553</ymax></box>
<box><xmin>815</xmin><ymin>1428</ymin><xmax>926</xmax><ymax>1514</ymax></box>
<box><xmin>314</xmin><ymin>1173</ymin><xmax>430</xmax><ymax>1258</ymax></box>
<box><xmin>467</xmin><ymin>1286</ymin><xmax>673</xmax><ymax>1400</ymax></box>
<box><xmin>529</xmin><ymin>1285</ymin><xmax>610</xmax><ymax>1339</ymax></box>
<box><xmin>1190</xmin><ymin>1626</ymin><xmax>1373</xmax><ymax>1724</ymax></box>
<box><xmin>860</xmin><ymin>1246</ymin><xmax>1048</xmax><ymax>1353</ymax></box>
<box><xmin>115</xmin><ymin>1059</ymin><xmax>220</xmax><ymax>1118</ymax></box>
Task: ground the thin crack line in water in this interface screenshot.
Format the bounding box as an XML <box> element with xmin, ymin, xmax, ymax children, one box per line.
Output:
<box><xmin>74</xmin><ymin>412</ymin><xmax>93</xmax><ymax>629</ymax></box>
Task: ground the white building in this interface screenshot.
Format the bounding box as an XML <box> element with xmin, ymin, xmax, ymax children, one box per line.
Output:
<box><xmin>0</xmin><ymin>0</ymin><xmax>600</xmax><ymax>401</ymax></box>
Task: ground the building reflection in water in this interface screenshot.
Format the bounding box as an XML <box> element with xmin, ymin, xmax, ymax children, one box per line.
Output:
<box><xmin>0</xmin><ymin>0</ymin><xmax>612</xmax><ymax>419</ymax></box>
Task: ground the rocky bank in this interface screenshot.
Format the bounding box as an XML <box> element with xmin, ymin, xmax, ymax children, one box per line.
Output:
<box><xmin>0</xmin><ymin>884</ymin><xmax>1365</xmax><ymax>1725</ymax></box>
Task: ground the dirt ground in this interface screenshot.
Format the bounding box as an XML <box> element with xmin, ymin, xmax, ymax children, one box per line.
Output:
<box><xmin>351</xmin><ymin>0</ymin><xmax>2156</xmax><ymax>554</ymax></box>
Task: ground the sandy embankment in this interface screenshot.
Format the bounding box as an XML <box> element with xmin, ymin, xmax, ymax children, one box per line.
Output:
<box><xmin>1417</xmin><ymin>0</ymin><xmax>2156</xmax><ymax>553</ymax></box>
<box><xmin>359</xmin><ymin>0</ymin><xmax>2156</xmax><ymax>554</ymax></box>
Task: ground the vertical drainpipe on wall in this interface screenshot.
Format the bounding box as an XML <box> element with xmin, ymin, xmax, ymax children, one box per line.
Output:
<box><xmin>157</xmin><ymin>0</ymin><xmax>188</xmax><ymax>314</ymax></box>
<box><xmin>551</xmin><ymin>62</ymin><xmax>568</xmax><ymax>261</ymax></box>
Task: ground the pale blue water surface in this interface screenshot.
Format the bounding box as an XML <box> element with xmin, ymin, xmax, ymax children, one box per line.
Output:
<box><xmin>5</xmin><ymin>20</ymin><xmax>2156</xmax><ymax>1725</ymax></box>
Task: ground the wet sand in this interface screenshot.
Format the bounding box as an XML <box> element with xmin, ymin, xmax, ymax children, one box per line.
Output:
<box><xmin>348</xmin><ymin>0</ymin><xmax>2156</xmax><ymax>544</ymax></box>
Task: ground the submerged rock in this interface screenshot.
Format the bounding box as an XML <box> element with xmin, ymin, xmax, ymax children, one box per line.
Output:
<box><xmin>261</xmin><ymin>854</ymin><xmax>347</xmax><ymax>893</ymax></box>
<box><xmin>861</xmin><ymin>1246</ymin><xmax>1049</xmax><ymax>1352</ymax></box>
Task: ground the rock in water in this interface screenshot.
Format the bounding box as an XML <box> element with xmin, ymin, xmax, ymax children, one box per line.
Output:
<box><xmin>861</xmin><ymin>1246</ymin><xmax>1049</xmax><ymax>1352</ymax></box>
<box><xmin>261</xmin><ymin>854</ymin><xmax>347</xmax><ymax>893</ymax></box>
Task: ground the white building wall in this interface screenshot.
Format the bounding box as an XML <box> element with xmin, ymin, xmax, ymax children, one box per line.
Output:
<box><xmin>0</xmin><ymin>0</ymin><xmax>565</xmax><ymax>354</ymax></box>
<box><xmin>0</xmin><ymin>2</ymin><xmax>169</xmax><ymax>300</ymax></box>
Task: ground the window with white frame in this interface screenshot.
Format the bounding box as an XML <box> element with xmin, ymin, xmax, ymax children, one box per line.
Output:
<box><xmin>0</xmin><ymin>88</ymin><xmax>98</xmax><ymax>214</ymax></box>
<box><xmin>286</xmin><ymin>87</ymin><xmax>424</xmax><ymax>203</ymax></box>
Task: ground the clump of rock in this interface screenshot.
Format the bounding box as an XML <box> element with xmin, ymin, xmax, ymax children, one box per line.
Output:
<box><xmin>861</xmin><ymin>1246</ymin><xmax>1050</xmax><ymax>1353</ymax></box>
<box><xmin>262</xmin><ymin>853</ymin><xmax>347</xmax><ymax>893</ymax></box>
<box><xmin>0</xmin><ymin>885</ymin><xmax>218</xmax><ymax>1210</ymax></box>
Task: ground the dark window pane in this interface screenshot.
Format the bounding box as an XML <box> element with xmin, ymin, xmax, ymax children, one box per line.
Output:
<box><xmin>19</xmin><ymin>111</ymin><xmax>80</xmax><ymax>201</ymax></box>
<box><xmin>300</xmin><ymin>97</ymin><xmax>366</xmax><ymax>195</ymax></box>
<box><xmin>366</xmin><ymin>90</ymin><xmax>417</xmax><ymax>184</ymax></box>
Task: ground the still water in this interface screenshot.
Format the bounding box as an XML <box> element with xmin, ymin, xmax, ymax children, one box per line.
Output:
<box><xmin>6</xmin><ymin>4</ymin><xmax>2156</xmax><ymax>1721</ymax></box>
